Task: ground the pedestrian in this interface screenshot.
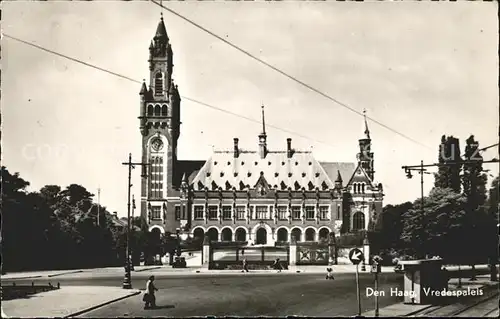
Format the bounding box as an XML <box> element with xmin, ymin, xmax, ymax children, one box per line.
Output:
<box><xmin>326</xmin><ymin>267</ymin><xmax>335</xmax><ymax>280</ymax></box>
<box><xmin>273</xmin><ymin>258</ymin><xmax>283</xmax><ymax>273</ymax></box>
<box><xmin>143</xmin><ymin>275</ymin><xmax>159</xmax><ymax>309</ymax></box>
<box><xmin>242</xmin><ymin>258</ymin><xmax>249</xmax><ymax>273</ymax></box>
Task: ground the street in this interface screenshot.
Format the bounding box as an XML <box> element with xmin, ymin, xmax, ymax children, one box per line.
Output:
<box><xmin>59</xmin><ymin>272</ymin><xmax>403</xmax><ymax>317</ymax></box>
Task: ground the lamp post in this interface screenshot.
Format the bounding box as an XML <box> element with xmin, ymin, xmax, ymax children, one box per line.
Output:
<box><xmin>121</xmin><ymin>153</ymin><xmax>150</xmax><ymax>289</ymax></box>
<box><xmin>403</xmin><ymin>160</ymin><xmax>432</xmax><ymax>259</ymax></box>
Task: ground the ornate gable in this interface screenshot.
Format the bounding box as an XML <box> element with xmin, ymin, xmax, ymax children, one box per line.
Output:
<box><xmin>346</xmin><ymin>163</ymin><xmax>374</xmax><ymax>188</ymax></box>
<box><xmin>254</xmin><ymin>173</ymin><xmax>271</xmax><ymax>196</ymax></box>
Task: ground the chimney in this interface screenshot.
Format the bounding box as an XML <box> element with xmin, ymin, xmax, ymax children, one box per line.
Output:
<box><xmin>234</xmin><ymin>138</ymin><xmax>239</xmax><ymax>158</ymax></box>
<box><xmin>287</xmin><ymin>138</ymin><xmax>292</xmax><ymax>158</ymax></box>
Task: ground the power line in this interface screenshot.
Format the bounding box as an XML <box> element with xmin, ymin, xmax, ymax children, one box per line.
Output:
<box><xmin>2</xmin><ymin>33</ymin><xmax>336</xmax><ymax>148</ymax></box>
<box><xmin>150</xmin><ymin>0</ymin><xmax>432</xmax><ymax>151</ymax></box>
<box><xmin>2</xmin><ymin>34</ymin><xmax>141</xmax><ymax>84</ymax></box>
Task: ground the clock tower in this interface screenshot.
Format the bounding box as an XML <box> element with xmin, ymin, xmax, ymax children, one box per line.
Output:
<box><xmin>139</xmin><ymin>15</ymin><xmax>181</xmax><ymax>234</ymax></box>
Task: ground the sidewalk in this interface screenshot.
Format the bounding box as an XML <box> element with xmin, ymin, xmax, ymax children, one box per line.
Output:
<box><xmin>1</xmin><ymin>265</ymin><xmax>164</xmax><ymax>280</ymax></box>
<box><xmin>1</xmin><ymin>286</ymin><xmax>141</xmax><ymax>318</ymax></box>
<box><xmin>361</xmin><ymin>274</ymin><xmax>498</xmax><ymax>317</ymax></box>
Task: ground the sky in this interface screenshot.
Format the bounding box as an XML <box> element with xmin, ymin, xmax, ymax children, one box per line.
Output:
<box><xmin>2</xmin><ymin>1</ymin><xmax>498</xmax><ymax>217</ymax></box>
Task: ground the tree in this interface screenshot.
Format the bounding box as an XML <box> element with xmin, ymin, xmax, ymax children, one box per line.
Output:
<box><xmin>379</xmin><ymin>202</ymin><xmax>413</xmax><ymax>250</ymax></box>
<box><xmin>2</xmin><ymin>166</ymin><xmax>124</xmax><ymax>271</ymax></box>
<box><xmin>401</xmin><ymin>187</ymin><xmax>468</xmax><ymax>260</ymax></box>
<box><xmin>435</xmin><ymin>135</ymin><xmax>462</xmax><ymax>193</ymax></box>
<box><xmin>462</xmin><ymin>135</ymin><xmax>487</xmax><ymax>211</ymax></box>
<box><xmin>487</xmin><ymin>176</ymin><xmax>499</xmax><ymax>224</ymax></box>
<box><xmin>461</xmin><ymin>135</ymin><xmax>489</xmax><ymax>273</ymax></box>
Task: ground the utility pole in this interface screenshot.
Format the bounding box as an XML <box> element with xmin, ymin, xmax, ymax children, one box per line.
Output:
<box><xmin>97</xmin><ymin>187</ymin><xmax>101</xmax><ymax>227</ymax></box>
<box><xmin>121</xmin><ymin>153</ymin><xmax>150</xmax><ymax>290</ymax></box>
<box><xmin>403</xmin><ymin>160</ymin><xmax>430</xmax><ymax>259</ymax></box>
<box><xmin>132</xmin><ymin>195</ymin><xmax>136</xmax><ymax>220</ymax></box>
<box><xmin>420</xmin><ymin>160</ymin><xmax>424</xmax><ymax>218</ymax></box>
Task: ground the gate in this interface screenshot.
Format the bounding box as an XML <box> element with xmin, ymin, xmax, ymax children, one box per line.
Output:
<box><xmin>209</xmin><ymin>243</ymin><xmax>290</xmax><ymax>270</ymax></box>
<box><xmin>296</xmin><ymin>242</ymin><xmax>329</xmax><ymax>265</ymax></box>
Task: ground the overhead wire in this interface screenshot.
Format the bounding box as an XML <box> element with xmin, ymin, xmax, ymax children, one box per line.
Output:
<box><xmin>149</xmin><ymin>0</ymin><xmax>433</xmax><ymax>151</ymax></box>
<box><xmin>2</xmin><ymin>33</ymin><xmax>335</xmax><ymax>148</ymax></box>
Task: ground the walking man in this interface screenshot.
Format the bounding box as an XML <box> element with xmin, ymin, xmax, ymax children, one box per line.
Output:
<box><xmin>143</xmin><ymin>275</ymin><xmax>159</xmax><ymax>309</ymax></box>
<box><xmin>242</xmin><ymin>258</ymin><xmax>249</xmax><ymax>273</ymax></box>
<box><xmin>273</xmin><ymin>258</ymin><xmax>283</xmax><ymax>273</ymax></box>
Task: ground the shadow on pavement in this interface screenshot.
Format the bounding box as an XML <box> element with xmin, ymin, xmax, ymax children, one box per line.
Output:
<box><xmin>147</xmin><ymin>305</ymin><xmax>175</xmax><ymax>310</ymax></box>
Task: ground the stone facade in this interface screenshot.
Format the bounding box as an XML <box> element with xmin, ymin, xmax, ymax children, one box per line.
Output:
<box><xmin>139</xmin><ymin>17</ymin><xmax>384</xmax><ymax>245</ymax></box>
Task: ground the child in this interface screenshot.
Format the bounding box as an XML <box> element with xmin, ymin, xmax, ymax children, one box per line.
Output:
<box><xmin>326</xmin><ymin>267</ymin><xmax>335</xmax><ymax>280</ymax></box>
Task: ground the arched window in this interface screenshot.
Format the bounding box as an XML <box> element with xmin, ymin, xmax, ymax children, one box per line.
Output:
<box><xmin>305</xmin><ymin>228</ymin><xmax>316</xmax><ymax>241</ymax></box>
<box><xmin>147</xmin><ymin>105</ymin><xmax>154</xmax><ymax>116</ymax></box>
<box><xmin>361</xmin><ymin>183</ymin><xmax>365</xmax><ymax>194</ymax></box>
<box><xmin>161</xmin><ymin>105</ymin><xmax>168</xmax><ymax>116</ymax></box>
<box><xmin>277</xmin><ymin>228</ymin><xmax>288</xmax><ymax>242</ymax></box>
<box><xmin>221</xmin><ymin>228</ymin><xmax>232</xmax><ymax>242</ymax></box>
<box><xmin>155</xmin><ymin>72</ymin><xmax>163</xmax><ymax>96</ymax></box>
<box><xmin>154</xmin><ymin>104</ymin><xmax>161</xmax><ymax>116</ymax></box>
<box><xmin>352</xmin><ymin>211</ymin><xmax>365</xmax><ymax>231</ymax></box>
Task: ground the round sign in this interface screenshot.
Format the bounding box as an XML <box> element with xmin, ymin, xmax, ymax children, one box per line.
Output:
<box><xmin>349</xmin><ymin>248</ymin><xmax>364</xmax><ymax>265</ymax></box>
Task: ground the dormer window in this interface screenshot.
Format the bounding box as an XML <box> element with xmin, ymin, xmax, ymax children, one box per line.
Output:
<box><xmin>154</xmin><ymin>72</ymin><xmax>163</xmax><ymax>96</ymax></box>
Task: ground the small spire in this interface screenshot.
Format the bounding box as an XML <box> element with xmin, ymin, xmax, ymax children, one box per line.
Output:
<box><xmin>336</xmin><ymin>170</ymin><xmax>343</xmax><ymax>183</ymax></box>
<box><xmin>181</xmin><ymin>173</ymin><xmax>188</xmax><ymax>186</ymax></box>
<box><xmin>155</xmin><ymin>14</ymin><xmax>168</xmax><ymax>41</ymax></box>
<box><xmin>139</xmin><ymin>80</ymin><xmax>147</xmax><ymax>95</ymax></box>
<box><xmin>363</xmin><ymin>108</ymin><xmax>370</xmax><ymax>139</ymax></box>
<box><xmin>261</xmin><ymin>104</ymin><xmax>266</xmax><ymax>136</ymax></box>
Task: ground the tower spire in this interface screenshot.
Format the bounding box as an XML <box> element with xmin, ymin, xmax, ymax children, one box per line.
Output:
<box><xmin>258</xmin><ymin>104</ymin><xmax>267</xmax><ymax>159</ymax></box>
<box><xmin>363</xmin><ymin>108</ymin><xmax>370</xmax><ymax>139</ymax></box>
<box><xmin>261</xmin><ymin>104</ymin><xmax>266</xmax><ymax>136</ymax></box>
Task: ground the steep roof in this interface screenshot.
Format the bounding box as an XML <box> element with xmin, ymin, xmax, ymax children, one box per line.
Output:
<box><xmin>319</xmin><ymin>162</ymin><xmax>356</xmax><ymax>186</ymax></box>
<box><xmin>174</xmin><ymin>160</ymin><xmax>206</xmax><ymax>187</ymax></box>
<box><xmin>190</xmin><ymin>151</ymin><xmax>354</xmax><ymax>191</ymax></box>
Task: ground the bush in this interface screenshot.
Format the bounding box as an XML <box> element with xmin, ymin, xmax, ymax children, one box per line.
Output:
<box><xmin>337</xmin><ymin>231</ymin><xmax>366</xmax><ymax>247</ymax></box>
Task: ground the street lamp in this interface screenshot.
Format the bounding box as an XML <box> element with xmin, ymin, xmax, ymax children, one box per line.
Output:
<box><xmin>121</xmin><ymin>153</ymin><xmax>150</xmax><ymax>290</ymax></box>
<box><xmin>403</xmin><ymin>160</ymin><xmax>433</xmax><ymax>259</ymax></box>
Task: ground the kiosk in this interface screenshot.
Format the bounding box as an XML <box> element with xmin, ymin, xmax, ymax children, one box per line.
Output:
<box><xmin>399</xmin><ymin>259</ymin><xmax>446</xmax><ymax>305</ymax></box>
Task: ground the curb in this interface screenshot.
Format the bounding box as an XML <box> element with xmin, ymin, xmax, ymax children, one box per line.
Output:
<box><xmin>134</xmin><ymin>266</ymin><xmax>162</xmax><ymax>273</ymax></box>
<box><xmin>48</xmin><ymin>270</ymin><xmax>84</xmax><ymax>278</ymax></box>
<box><xmin>64</xmin><ymin>290</ymin><xmax>141</xmax><ymax>318</ymax></box>
<box><xmin>1</xmin><ymin>275</ymin><xmax>43</xmax><ymax>280</ymax></box>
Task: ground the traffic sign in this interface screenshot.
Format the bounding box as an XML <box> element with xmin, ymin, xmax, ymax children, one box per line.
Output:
<box><xmin>349</xmin><ymin>248</ymin><xmax>364</xmax><ymax>265</ymax></box>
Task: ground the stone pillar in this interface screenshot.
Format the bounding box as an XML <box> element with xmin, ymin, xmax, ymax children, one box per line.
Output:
<box><xmin>328</xmin><ymin>232</ymin><xmax>337</xmax><ymax>265</ymax></box>
<box><xmin>289</xmin><ymin>234</ymin><xmax>297</xmax><ymax>271</ymax></box>
<box><xmin>202</xmin><ymin>236</ymin><xmax>210</xmax><ymax>268</ymax></box>
<box><xmin>363</xmin><ymin>238</ymin><xmax>370</xmax><ymax>271</ymax></box>
<box><xmin>248</xmin><ymin>231</ymin><xmax>254</xmax><ymax>245</ymax></box>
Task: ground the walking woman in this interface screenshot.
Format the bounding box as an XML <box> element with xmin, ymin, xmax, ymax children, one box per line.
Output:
<box><xmin>143</xmin><ymin>275</ymin><xmax>159</xmax><ymax>309</ymax></box>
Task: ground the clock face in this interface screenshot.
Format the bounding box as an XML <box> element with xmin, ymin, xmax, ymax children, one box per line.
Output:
<box><xmin>151</xmin><ymin>138</ymin><xmax>164</xmax><ymax>151</ymax></box>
